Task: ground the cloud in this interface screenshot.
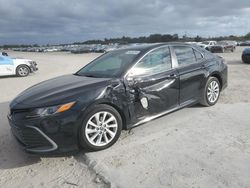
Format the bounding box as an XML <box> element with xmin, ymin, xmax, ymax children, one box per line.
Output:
<box><xmin>0</xmin><ymin>0</ymin><xmax>249</xmax><ymax>44</ymax></box>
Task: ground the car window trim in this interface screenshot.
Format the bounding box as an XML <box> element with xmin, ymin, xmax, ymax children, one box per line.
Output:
<box><xmin>124</xmin><ymin>45</ymin><xmax>177</xmax><ymax>78</ymax></box>
<box><xmin>170</xmin><ymin>45</ymin><xmax>205</xmax><ymax>68</ymax></box>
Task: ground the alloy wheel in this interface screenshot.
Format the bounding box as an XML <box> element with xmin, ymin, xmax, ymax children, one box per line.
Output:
<box><xmin>18</xmin><ymin>67</ymin><xmax>29</xmax><ymax>76</ymax></box>
<box><xmin>85</xmin><ymin>111</ymin><xmax>118</xmax><ymax>147</ymax></box>
<box><xmin>207</xmin><ymin>80</ymin><xmax>220</xmax><ymax>103</ymax></box>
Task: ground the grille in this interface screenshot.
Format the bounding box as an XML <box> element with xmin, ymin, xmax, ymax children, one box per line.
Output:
<box><xmin>10</xmin><ymin>108</ymin><xmax>29</xmax><ymax>115</ymax></box>
<box><xmin>11</xmin><ymin>125</ymin><xmax>51</xmax><ymax>149</ymax></box>
<box><xmin>10</xmin><ymin>109</ymin><xmax>30</xmax><ymax>121</ymax></box>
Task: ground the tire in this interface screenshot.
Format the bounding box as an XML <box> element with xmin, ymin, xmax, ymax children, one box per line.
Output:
<box><xmin>200</xmin><ymin>77</ymin><xmax>220</xmax><ymax>107</ymax></box>
<box><xmin>16</xmin><ymin>65</ymin><xmax>30</xmax><ymax>77</ymax></box>
<box><xmin>242</xmin><ymin>56</ymin><xmax>250</xmax><ymax>64</ymax></box>
<box><xmin>79</xmin><ymin>104</ymin><xmax>122</xmax><ymax>151</ymax></box>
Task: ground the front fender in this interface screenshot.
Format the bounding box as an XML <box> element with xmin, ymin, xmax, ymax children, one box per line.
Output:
<box><xmin>76</xmin><ymin>80</ymin><xmax>131</xmax><ymax>130</ymax></box>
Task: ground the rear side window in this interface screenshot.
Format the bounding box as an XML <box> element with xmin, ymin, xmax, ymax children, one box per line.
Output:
<box><xmin>193</xmin><ymin>49</ymin><xmax>203</xmax><ymax>61</ymax></box>
<box><xmin>173</xmin><ymin>46</ymin><xmax>196</xmax><ymax>66</ymax></box>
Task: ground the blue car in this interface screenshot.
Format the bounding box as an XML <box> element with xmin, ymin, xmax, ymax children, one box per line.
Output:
<box><xmin>242</xmin><ymin>48</ymin><xmax>250</xmax><ymax>64</ymax></box>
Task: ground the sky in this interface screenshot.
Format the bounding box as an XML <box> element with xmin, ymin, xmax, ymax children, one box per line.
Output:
<box><xmin>0</xmin><ymin>0</ymin><xmax>250</xmax><ymax>44</ymax></box>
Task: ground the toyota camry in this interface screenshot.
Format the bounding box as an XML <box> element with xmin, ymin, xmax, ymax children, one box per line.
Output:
<box><xmin>8</xmin><ymin>43</ymin><xmax>228</xmax><ymax>154</ymax></box>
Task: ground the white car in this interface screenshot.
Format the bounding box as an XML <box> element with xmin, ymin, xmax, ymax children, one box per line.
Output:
<box><xmin>198</xmin><ymin>41</ymin><xmax>217</xmax><ymax>51</ymax></box>
<box><xmin>0</xmin><ymin>52</ymin><xmax>38</xmax><ymax>77</ymax></box>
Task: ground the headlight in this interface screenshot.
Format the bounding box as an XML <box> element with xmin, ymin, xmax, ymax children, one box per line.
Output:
<box><xmin>26</xmin><ymin>101</ymin><xmax>76</xmax><ymax>118</ymax></box>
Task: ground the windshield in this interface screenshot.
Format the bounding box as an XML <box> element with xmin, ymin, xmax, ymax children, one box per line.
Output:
<box><xmin>76</xmin><ymin>49</ymin><xmax>141</xmax><ymax>78</ymax></box>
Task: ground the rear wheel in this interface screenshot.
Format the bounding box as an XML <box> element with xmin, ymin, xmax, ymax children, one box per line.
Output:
<box><xmin>200</xmin><ymin>77</ymin><xmax>220</xmax><ymax>107</ymax></box>
<box><xmin>79</xmin><ymin>104</ymin><xmax>122</xmax><ymax>151</ymax></box>
<box><xmin>16</xmin><ymin>65</ymin><xmax>30</xmax><ymax>77</ymax></box>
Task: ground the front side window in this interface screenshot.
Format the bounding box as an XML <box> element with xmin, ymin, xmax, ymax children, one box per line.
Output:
<box><xmin>129</xmin><ymin>47</ymin><xmax>172</xmax><ymax>76</ymax></box>
<box><xmin>173</xmin><ymin>46</ymin><xmax>197</xmax><ymax>66</ymax></box>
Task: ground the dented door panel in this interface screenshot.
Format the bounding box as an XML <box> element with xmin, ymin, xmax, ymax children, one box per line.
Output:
<box><xmin>126</xmin><ymin>69</ymin><xmax>179</xmax><ymax>123</ymax></box>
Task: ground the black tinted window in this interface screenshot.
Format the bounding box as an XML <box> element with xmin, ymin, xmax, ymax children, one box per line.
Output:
<box><xmin>173</xmin><ymin>46</ymin><xmax>196</xmax><ymax>66</ymax></box>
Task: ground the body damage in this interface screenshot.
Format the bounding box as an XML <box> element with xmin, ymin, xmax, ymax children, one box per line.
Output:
<box><xmin>8</xmin><ymin>43</ymin><xmax>228</xmax><ymax>154</ymax></box>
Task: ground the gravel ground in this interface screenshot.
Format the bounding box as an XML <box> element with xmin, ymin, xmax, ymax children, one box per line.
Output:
<box><xmin>0</xmin><ymin>47</ymin><xmax>250</xmax><ymax>188</ymax></box>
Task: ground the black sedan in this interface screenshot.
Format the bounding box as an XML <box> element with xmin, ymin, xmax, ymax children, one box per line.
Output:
<box><xmin>210</xmin><ymin>41</ymin><xmax>236</xmax><ymax>53</ymax></box>
<box><xmin>8</xmin><ymin>43</ymin><xmax>228</xmax><ymax>154</ymax></box>
<box><xmin>242</xmin><ymin>48</ymin><xmax>250</xmax><ymax>64</ymax></box>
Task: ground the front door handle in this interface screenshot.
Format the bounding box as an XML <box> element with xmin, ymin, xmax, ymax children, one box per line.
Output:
<box><xmin>167</xmin><ymin>74</ymin><xmax>177</xmax><ymax>79</ymax></box>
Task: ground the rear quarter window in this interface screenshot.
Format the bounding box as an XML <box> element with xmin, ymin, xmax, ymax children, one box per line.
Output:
<box><xmin>173</xmin><ymin>46</ymin><xmax>196</xmax><ymax>66</ymax></box>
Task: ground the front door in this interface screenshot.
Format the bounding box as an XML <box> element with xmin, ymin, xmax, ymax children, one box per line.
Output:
<box><xmin>125</xmin><ymin>46</ymin><xmax>179</xmax><ymax>123</ymax></box>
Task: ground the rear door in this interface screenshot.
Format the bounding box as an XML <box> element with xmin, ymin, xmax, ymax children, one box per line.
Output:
<box><xmin>125</xmin><ymin>46</ymin><xmax>179</xmax><ymax>122</ymax></box>
<box><xmin>172</xmin><ymin>45</ymin><xmax>207</xmax><ymax>105</ymax></box>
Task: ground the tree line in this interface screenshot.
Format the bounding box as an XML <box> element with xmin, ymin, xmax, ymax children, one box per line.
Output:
<box><xmin>1</xmin><ymin>33</ymin><xmax>250</xmax><ymax>49</ymax></box>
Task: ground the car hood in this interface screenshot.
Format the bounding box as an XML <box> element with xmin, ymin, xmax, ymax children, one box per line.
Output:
<box><xmin>10</xmin><ymin>74</ymin><xmax>112</xmax><ymax>109</ymax></box>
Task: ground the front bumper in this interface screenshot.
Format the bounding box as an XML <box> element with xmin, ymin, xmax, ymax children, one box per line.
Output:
<box><xmin>7</xmin><ymin>109</ymin><xmax>80</xmax><ymax>154</ymax></box>
<box><xmin>29</xmin><ymin>62</ymin><xmax>38</xmax><ymax>72</ymax></box>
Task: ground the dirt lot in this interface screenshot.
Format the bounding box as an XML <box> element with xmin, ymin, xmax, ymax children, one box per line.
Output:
<box><xmin>0</xmin><ymin>47</ymin><xmax>250</xmax><ymax>188</ymax></box>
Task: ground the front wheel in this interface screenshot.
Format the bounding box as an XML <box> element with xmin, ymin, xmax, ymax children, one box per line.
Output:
<box><xmin>16</xmin><ymin>65</ymin><xmax>30</xmax><ymax>77</ymax></box>
<box><xmin>200</xmin><ymin>77</ymin><xmax>220</xmax><ymax>107</ymax></box>
<box><xmin>79</xmin><ymin>104</ymin><xmax>122</xmax><ymax>151</ymax></box>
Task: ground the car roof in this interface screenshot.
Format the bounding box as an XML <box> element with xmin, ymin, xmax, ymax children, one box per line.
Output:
<box><xmin>116</xmin><ymin>42</ymin><xmax>192</xmax><ymax>53</ymax></box>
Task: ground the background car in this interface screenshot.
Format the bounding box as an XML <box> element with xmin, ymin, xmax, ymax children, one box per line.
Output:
<box><xmin>210</xmin><ymin>41</ymin><xmax>236</xmax><ymax>53</ymax></box>
<box><xmin>242</xmin><ymin>48</ymin><xmax>250</xmax><ymax>64</ymax></box>
<box><xmin>71</xmin><ymin>46</ymin><xmax>92</xmax><ymax>54</ymax></box>
<box><xmin>0</xmin><ymin>54</ymin><xmax>38</xmax><ymax>77</ymax></box>
<box><xmin>8</xmin><ymin>43</ymin><xmax>227</xmax><ymax>154</ymax></box>
<box><xmin>239</xmin><ymin>41</ymin><xmax>250</xmax><ymax>46</ymax></box>
<box><xmin>198</xmin><ymin>41</ymin><xmax>217</xmax><ymax>51</ymax></box>
<box><xmin>1</xmin><ymin>51</ymin><xmax>8</xmax><ymax>56</ymax></box>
